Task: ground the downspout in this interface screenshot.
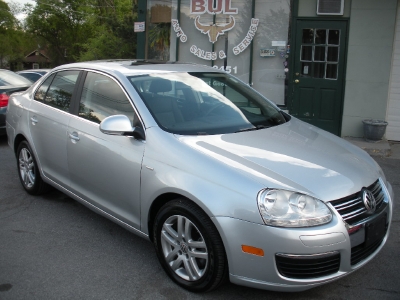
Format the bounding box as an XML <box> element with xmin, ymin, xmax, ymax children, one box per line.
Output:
<box><xmin>137</xmin><ymin>0</ymin><xmax>147</xmax><ymax>59</ymax></box>
<box><xmin>175</xmin><ymin>0</ymin><xmax>181</xmax><ymax>62</ymax></box>
<box><xmin>248</xmin><ymin>0</ymin><xmax>256</xmax><ymax>85</ymax></box>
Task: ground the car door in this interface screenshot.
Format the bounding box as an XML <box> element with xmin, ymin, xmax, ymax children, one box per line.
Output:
<box><xmin>67</xmin><ymin>71</ymin><xmax>145</xmax><ymax>229</ymax></box>
<box><xmin>28</xmin><ymin>70</ymin><xmax>81</xmax><ymax>186</ymax></box>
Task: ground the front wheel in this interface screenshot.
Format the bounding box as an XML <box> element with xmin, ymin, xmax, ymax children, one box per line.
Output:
<box><xmin>153</xmin><ymin>198</ymin><xmax>228</xmax><ymax>292</ymax></box>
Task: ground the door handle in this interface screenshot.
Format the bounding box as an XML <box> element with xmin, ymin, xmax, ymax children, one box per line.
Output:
<box><xmin>30</xmin><ymin>117</ymin><xmax>38</xmax><ymax>124</ymax></box>
<box><xmin>68</xmin><ymin>132</ymin><xmax>80</xmax><ymax>142</ymax></box>
<box><xmin>294</xmin><ymin>79</ymin><xmax>300</xmax><ymax>83</ymax></box>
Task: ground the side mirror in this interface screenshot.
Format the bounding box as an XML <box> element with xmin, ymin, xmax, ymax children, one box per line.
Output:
<box><xmin>100</xmin><ymin>115</ymin><xmax>145</xmax><ymax>140</ymax></box>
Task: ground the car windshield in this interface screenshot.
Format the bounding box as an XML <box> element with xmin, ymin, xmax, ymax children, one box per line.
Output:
<box><xmin>0</xmin><ymin>70</ymin><xmax>32</xmax><ymax>86</ymax></box>
<box><xmin>127</xmin><ymin>72</ymin><xmax>287</xmax><ymax>135</ymax></box>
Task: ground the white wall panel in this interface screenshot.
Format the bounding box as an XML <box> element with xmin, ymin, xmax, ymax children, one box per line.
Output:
<box><xmin>387</xmin><ymin>1</ymin><xmax>400</xmax><ymax>141</ymax></box>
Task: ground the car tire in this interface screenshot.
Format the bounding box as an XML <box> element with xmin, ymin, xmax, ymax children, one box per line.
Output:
<box><xmin>17</xmin><ymin>140</ymin><xmax>50</xmax><ymax>195</ymax></box>
<box><xmin>153</xmin><ymin>198</ymin><xmax>228</xmax><ymax>292</ymax></box>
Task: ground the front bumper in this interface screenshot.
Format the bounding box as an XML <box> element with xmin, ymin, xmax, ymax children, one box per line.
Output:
<box><xmin>212</xmin><ymin>181</ymin><xmax>393</xmax><ymax>292</ymax></box>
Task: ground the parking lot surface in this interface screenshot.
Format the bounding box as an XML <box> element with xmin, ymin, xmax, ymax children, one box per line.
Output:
<box><xmin>0</xmin><ymin>135</ymin><xmax>399</xmax><ymax>300</ymax></box>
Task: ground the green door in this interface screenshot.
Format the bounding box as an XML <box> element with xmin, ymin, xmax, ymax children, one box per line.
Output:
<box><xmin>290</xmin><ymin>20</ymin><xmax>348</xmax><ymax>136</ymax></box>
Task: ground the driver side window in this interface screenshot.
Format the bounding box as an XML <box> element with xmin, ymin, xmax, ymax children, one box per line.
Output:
<box><xmin>79</xmin><ymin>72</ymin><xmax>137</xmax><ymax>125</ymax></box>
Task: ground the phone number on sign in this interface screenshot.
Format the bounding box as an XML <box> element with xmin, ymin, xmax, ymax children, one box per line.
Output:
<box><xmin>212</xmin><ymin>66</ymin><xmax>238</xmax><ymax>74</ymax></box>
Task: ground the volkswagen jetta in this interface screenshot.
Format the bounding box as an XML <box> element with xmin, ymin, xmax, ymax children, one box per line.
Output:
<box><xmin>6</xmin><ymin>61</ymin><xmax>393</xmax><ymax>292</ymax></box>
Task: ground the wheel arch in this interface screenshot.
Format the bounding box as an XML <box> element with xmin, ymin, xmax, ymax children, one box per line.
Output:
<box><xmin>147</xmin><ymin>192</ymin><xmax>192</xmax><ymax>242</ymax></box>
<box><xmin>13</xmin><ymin>133</ymin><xmax>46</xmax><ymax>182</ymax></box>
<box><xmin>14</xmin><ymin>133</ymin><xmax>28</xmax><ymax>157</ymax></box>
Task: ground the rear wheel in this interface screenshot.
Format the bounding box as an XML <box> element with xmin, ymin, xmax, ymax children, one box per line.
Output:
<box><xmin>153</xmin><ymin>198</ymin><xmax>228</xmax><ymax>292</ymax></box>
<box><xmin>17</xmin><ymin>140</ymin><xmax>50</xmax><ymax>195</ymax></box>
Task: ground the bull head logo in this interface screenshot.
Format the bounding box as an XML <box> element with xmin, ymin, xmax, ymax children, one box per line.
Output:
<box><xmin>194</xmin><ymin>15</ymin><xmax>235</xmax><ymax>43</ymax></box>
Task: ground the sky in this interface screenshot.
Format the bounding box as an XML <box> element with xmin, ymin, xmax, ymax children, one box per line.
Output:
<box><xmin>4</xmin><ymin>0</ymin><xmax>36</xmax><ymax>20</ymax></box>
<box><xmin>5</xmin><ymin>0</ymin><xmax>35</xmax><ymax>5</ymax></box>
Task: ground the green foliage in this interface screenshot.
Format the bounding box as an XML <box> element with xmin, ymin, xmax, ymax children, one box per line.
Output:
<box><xmin>148</xmin><ymin>24</ymin><xmax>170</xmax><ymax>50</ymax></box>
<box><xmin>24</xmin><ymin>0</ymin><xmax>94</xmax><ymax>65</ymax></box>
<box><xmin>0</xmin><ymin>0</ymin><xmax>138</xmax><ymax>68</ymax></box>
<box><xmin>21</xmin><ymin>0</ymin><xmax>137</xmax><ymax>65</ymax></box>
<box><xmin>0</xmin><ymin>0</ymin><xmax>36</xmax><ymax>69</ymax></box>
<box><xmin>79</xmin><ymin>26</ymin><xmax>127</xmax><ymax>61</ymax></box>
<box><xmin>77</xmin><ymin>0</ymin><xmax>137</xmax><ymax>61</ymax></box>
<box><xmin>0</xmin><ymin>0</ymin><xmax>16</xmax><ymax>31</ymax></box>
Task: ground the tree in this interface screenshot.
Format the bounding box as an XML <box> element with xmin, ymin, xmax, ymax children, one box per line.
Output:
<box><xmin>0</xmin><ymin>0</ymin><xmax>15</xmax><ymax>30</ymax></box>
<box><xmin>0</xmin><ymin>0</ymin><xmax>36</xmax><ymax>69</ymax></box>
<box><xmin>22</xmin><ymin>0</ymin><xmax>137</xmax><ymax>64</ymax></box>
<box><xmin>24</xmin><ymin>0</ymin><xmax>93</xmax><ymax>65</ymax></box>
<box><xmin>77</xmin><ymin>0</ymin><xmax>137</xmax><ymax>61</ymax></box>
<box><xmin>0</xmin><ymin>0</ymin><xmax>17</xmax><ymax>68</ymax></box>
<box><xmin>148</xmin><ymin>23</ymin><xmax>170</xmax><ymax>61</ymax></box>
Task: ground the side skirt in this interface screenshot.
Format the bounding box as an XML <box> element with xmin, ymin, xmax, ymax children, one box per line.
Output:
<box><xmin>43</xmin><ymin>176</ymin><xmax>150</xmax><ymax>241</ymax></box>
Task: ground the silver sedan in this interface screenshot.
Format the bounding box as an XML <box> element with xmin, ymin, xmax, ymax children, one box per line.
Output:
<box><xmin>5</xmin><ymin>61</ymin><xmax>393</xmax><ymax>292</ymax></box>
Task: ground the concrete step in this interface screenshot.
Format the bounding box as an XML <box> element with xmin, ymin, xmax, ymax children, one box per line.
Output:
<box><xmin>344</xmin><ymin>137</ymin><xmax>400</xmax><ymax>158</ymax></box>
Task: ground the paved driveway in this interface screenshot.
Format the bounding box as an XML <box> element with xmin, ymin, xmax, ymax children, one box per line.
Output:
<box><xmin>0</xmin><ymin>135</ymin><xmax>399</xmax><ymax>299</ymax></box>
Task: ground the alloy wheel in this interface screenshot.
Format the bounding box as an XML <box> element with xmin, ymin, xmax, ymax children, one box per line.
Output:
<box><xmin>19</xmin><ymin>147</ymin><xmax>35</xmax><ymax>189</ymax></box>
<box><xmin>160</xmin><ymin>215</ymin><xmax>208</xmax><ymax>281</ymax></box>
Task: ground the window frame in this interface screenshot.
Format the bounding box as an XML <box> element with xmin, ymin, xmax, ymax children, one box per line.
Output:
<box><xmin>32</xmin><ymin>68</ymin><xmax>146</xmax><ymax>133</ymax></box>
<box><xmin>71</xmin><ymin>70</ymin><xmax>146</xmax><ymax>131</ymax></box>
<box><xmin>33</xmin><ymin>70</ymin><xmax>83</xmax><ymax>113</ymax></box>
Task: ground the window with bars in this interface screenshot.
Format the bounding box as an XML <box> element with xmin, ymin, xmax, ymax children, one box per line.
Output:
<box><xmin>300</xmin><ymin>28</ymin><xmax>340</xmax><ymax>80</ymax></box>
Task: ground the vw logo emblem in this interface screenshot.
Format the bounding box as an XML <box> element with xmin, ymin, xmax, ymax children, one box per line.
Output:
<box><xmin>180</xmin><ymin>242</ymin><xmax>188</xmax><ymax>254</ymax></box>
<box><xmin>362</xmin><ymin>189</ymin><xmax>377</xmax><ymax>214</ymax></box>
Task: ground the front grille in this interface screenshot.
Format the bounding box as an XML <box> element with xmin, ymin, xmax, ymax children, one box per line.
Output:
<box><xmin>276</xmin><ymin>252</ymin><xmax>340</xmax><ymax>279</ymax></box>
<box><xmin>351</xmin><ymin>233</ymin><xmax>386</xmax><ymax>265</ymax></box>
<box><xmin>330</xmin><ymin>180</ymin><xmax>385</xmax><ymax>225</ymax></box>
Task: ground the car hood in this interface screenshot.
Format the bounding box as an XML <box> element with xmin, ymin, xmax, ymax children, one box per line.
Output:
<box><xmin>176</xmin><ymin>118</ymin><xmax>381</xmax><ymax>202</ymax></box>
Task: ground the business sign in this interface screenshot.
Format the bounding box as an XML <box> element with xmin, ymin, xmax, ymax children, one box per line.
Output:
<box><xmin>172</xmin><ymin>0</ymin><xmax>259</xmax><ymax>61</ymax></box>
<box><xmin>190</xmin><ymin>0</ymin><xmax>238</xmax><ymax>14</ymax></box>
<box><xmin>134</xmin><ymin>22</ymin><xmax>145</xmax><ymax>32</ymax></box>
<box><xmin>260</xmin><ymin>49</ymin><xmax>276</xmax><ymax>57</ymax></box>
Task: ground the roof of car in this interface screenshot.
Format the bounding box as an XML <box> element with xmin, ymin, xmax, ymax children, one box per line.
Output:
<box><xmin>54</xmin><ymin>60</ymin><xmax>220</xmax><ymax>76</ymax></box>
<box><xmin>17</xmin><ymin>69</ymin><xmax>52</xmax><ymax>72</ymax></box>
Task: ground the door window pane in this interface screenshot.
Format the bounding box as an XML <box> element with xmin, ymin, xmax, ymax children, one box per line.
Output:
<box><xmin>44</xmin><ymin>71</ymin><xmax>79</xmax><ymax>111</ymax></box>
<box><xmin>315</xmin><ymin>29</ymin><xmax>327</xmax><ymax>44</ymax></box>
<box><xmin>328</xmin><ymin>30</ymin><xmax>340</xmax><ymax>45</ymax></box>
<box><xmin>313</xmin><ymin>63</ymin><xmax>325</xmax><ymax>78</ymax></box>
<box><xmin>34</xmin><ymin>74</ymin><xmax>55</xmax><ymax>102</ymax></box>
<box><xmin>301</xmin><ymin>46</ymin><xmax>313</xmax><ymax>61</ymax></box>
<box><xmin>314</xmin><ymin>46</ymin><xmax>326</xmax><ymax>62</ymax></box>
<box><xmin>327</xmin><ymin>47</ymin><xmax>339</xmax><ymax>62</ymax></box>
<box><xmin>326</xmin><ymin>64</ymin><xmax>338</xmax><ymax>79</ymax></box>
<box><xmin>302</xmin><ymin>29</ymin><xmax>314</xmax><ymax>44</ymax></box>
<box><xmin>298</xmin><ymin>27</ymin><xmax>341</xmax><ymax>80</ymax></box>
<box><xmin>79</xmin><ymin>72</ymin><xmax>135</xmax><ymax>124</ymax></box>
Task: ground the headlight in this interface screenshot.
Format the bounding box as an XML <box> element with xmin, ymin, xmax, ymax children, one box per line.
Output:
<box><xmin>257</xmin><ymin>189</ymin><xmax>332</xmax><ymax>227</ymax></box>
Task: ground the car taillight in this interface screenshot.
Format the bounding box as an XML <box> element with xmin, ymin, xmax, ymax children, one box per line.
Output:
<box><xmin>0</xmin><ymin>93</ymin><xmax>9</xmax><ymax>108</ymax></box>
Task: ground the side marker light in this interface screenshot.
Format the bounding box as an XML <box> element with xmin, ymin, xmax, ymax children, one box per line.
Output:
<box><xmin>241</xmin><ymin>245</ymin><xmax>264</xmax><ymax>257</ymax></box>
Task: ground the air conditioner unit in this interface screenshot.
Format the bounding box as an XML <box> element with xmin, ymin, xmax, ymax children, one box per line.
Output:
<box><xmin>317</xmin><ymin>0</ymin><xmax>344</xmax><ymax>15</ymax></box>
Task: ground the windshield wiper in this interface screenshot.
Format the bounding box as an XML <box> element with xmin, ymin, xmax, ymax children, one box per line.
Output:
<box><xmin>235</xmin><ymin>125</ymin><xmax>269</xmax><ymax>133</ymax></box>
